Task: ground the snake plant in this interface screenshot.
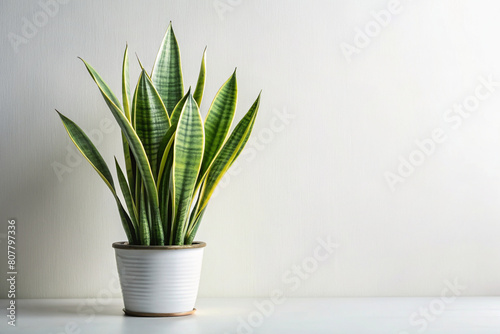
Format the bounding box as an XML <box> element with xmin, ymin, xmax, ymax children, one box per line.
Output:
<box><xmin>57</xmin><ymin>23</ymin><xmax>261</xmax><ymax>245</ymax></box>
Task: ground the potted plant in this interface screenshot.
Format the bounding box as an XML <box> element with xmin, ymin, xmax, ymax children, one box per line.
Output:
<box><xmin>57</xmin><ymin>23</ymin><xmax>261</xmax><ymax>316</ymax></box>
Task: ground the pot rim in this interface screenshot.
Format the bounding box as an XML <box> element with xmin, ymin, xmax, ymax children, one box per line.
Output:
<box><xmin>112</xmin><ymin>241</ymin><xmax>206</xmax><ymax>250</ymax></box>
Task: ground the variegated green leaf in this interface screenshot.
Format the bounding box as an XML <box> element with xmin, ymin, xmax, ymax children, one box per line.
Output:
<box><xmin>171</xmin><ymin>94</ymin><xmax>204</xmax><ymax>244</ymax></box>
<box><xmin>133</xmin><ymin>69</ymin><xmax>170</xmax><ymax>177</ymax></box>
<box><xmin>157</xmin><ymin>124</ymin><xmax>177</xmax><ymax>242</ymax></box>
<box><xmin>230</xmin><ymin>94</ymin><xmax>262</xmax><ymax>165</ymax></box>
<box><xmin>122</xmin><ymin>141</ymin><xmax>135</xmax><ymax>200</ymax></box>
<box><xmin>151</xmin><ymin>22</ymin><xmax>184</xmax><ymax>115</ymax></box>
<box><xmin>79</xmin><ymin>57</ymin><xmax>122</xmax><ymax>110</ymax></box>
<box><xmin>57</xmin><ymin>111</ymin><xmax>137</xmax><ymax>244</ymax></box>
<box><xmin>122</xmin><ymin>45</ymin><xmax>131</xmax><ymax>121</ymax></box>
<box><xmin>115</xmin><ymin>158</ymin><xmax>138</xmax><ymax>230</ymax></box>
<box><xmin>158</xmin><ymin>145</ymin><xmax>174</xmax><ymax>242</ymax></box>
<box><xmin>193</xmin><ymin>48</ymin><xmax>206</xmax><ymax>107</ymax></box>
<box><xmin>197</xmin><ymin>93</ymin><xmax>260</xmax><ymax>214</ymax></box>
<box><xmin>121</xmin><ymin>46</ymin><xmax>135</xmax><ymax>200</ymax></box>
<box><xmin>157</xmin><ymin>124</ymin><xmax>177</xmax><ymax>186</ymax></box>
<box><xmin>138</xmin><ymin>184</ymin><xmax>151</xmax><ymax>245</ymax></box>
<box><xmin>170</xmin><ymin>88</ymin><xmax>190</xmax><ymax>125</ymax></box>
<box><xmin>80</xmin><ymin>59</ymin><xmax>164</xmax><ymax>245</ymax></box>
<box><xmin>198</xmin><ymin>70</ymin><xmax>237</xmax><ymax>182</ymax></box>
<box><xmin>185</xmin><ymin>207</ymin><xmax>205</xmax><ymax>245</ymax></box>
<box><xmin>115</xmin><ymin>198</ymin><xmax>137</xmax><ymax>245</ymax></box>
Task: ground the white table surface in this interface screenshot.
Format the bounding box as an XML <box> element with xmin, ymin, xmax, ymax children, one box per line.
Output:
<box><xmin>1</xmin><ymin>297</ymin><xmax>500</xmax><ymax>333</ymax></box>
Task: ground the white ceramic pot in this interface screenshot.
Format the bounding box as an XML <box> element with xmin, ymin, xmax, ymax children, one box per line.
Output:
<box><xmin>112</xmin><ymin>241</ymin><xmax>206</xmax><ymax>316</ymax></box>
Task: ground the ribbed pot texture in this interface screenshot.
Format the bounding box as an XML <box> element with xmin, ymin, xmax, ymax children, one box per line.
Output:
<box><xmin>113</xmin><ymin>241</ymin><xmax>206</xmax><ymax>315</ymax></box>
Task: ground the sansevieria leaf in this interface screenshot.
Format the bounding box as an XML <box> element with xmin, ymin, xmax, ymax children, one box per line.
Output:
<box><xmin>158</xmin><ymin>143</ymin><xmax>174</xmax><ymax>241</ymax></box>
<box><xmin>115</xmin><ymin>158</ymin><xmax>138</xmax><ymax>230</ymax></box>
<box><xmin>198</xmin><ymin>70</ymin><xmax>237</xmax><ymax>182</ymax></box>
<box><xmin>57</xmin><ymin>111</ymin><xmax>137</xmax><ymax>244</ymax></box>
<box><xmin>121</xmin><ymin>45</ymin><xmax>135</xmax><ymax>201</ymax></box>
<box><xmin>157</xmin><ymin>123</ymin><xmax>177</xmax><ymax>241</ymax></box>
<box><xmin>172</xmin><ymin>94</ymin><xmax>204</xmax><ymax>244</ymax></box>
<box><xmin>157</xmin><ymin>124</ymin><xmax>177</xmax><ymax>187</ymax></box>
<box><xmin>193</xmin><ymin>48</ymin><xmax>206</xmax><ymax>107</ymax></box>
<box><xmin>133</xmin><ymin>69</ymin><xmax>170</xmax><ymax>177</ymax></box>
<box><xmin>197</xmin><ymin>93</ymin><xmax>260</xmax><ymax>214</ymax></box>
<box><xmin>185</xmin><ymin>208</ymin><xmax>205</xmax><ymax>244</ymax></box>
<box><xmin>170</xmin><ymin>88</ymin><xmax>190</xmax><ymax>126</ymax></box>
<box><xmin>186</xmin><ymin>96</ymin><xmax>259</xmax><ymax>240</ymax></box>
<box><xmin>80</xmin><ymin>59</ymin><xmax>164</xmax><ymax>245</ymax></box>
<box><xmin>138</xmin><ymin>184</ymin><xmax>151</xmax><ymax>245</ymax></box>
<box><xmin>122</xmin><ymin>45</ymin><xmax>131</xmax><ymax>121</ymax></box>
<box><xmin>151</xmin><ymin>22</ymin><xmax>184</xmax><ymax>115</ymax></box>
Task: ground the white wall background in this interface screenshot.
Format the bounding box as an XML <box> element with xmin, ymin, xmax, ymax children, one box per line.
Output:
<box><xmin>2</xmin><ymin>0</ymin><xmax>500</xmax><ymax>298</ymax></box>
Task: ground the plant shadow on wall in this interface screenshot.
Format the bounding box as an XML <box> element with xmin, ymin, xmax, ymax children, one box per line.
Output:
<box><xmin>56</xmin><ymin>22</ymin><xmax>261</xmax><ymax>246</ymax></box>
